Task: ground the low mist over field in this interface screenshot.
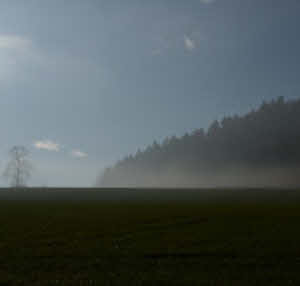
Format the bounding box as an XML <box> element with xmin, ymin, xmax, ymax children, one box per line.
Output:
<box><xmin>99</xmin><ymin>166</ymin><xmax>300</xmax><ymax>189</ymax></box>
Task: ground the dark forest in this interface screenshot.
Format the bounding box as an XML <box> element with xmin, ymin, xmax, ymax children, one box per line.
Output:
<box><xmin>98</xmin><ymin>97</ymin><xmax>300</xmax><ymax>188</ymax></box>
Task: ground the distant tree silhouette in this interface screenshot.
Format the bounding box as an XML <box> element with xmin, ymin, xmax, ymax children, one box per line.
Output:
<box><xmin>3</xmin><ymin>146</ymin><xmax>33</xmax><ymax>188</ymax></box>
<box><xmin>97</xmin><ymin>97</ymin><xmax>300</xmax><ymax>187</ymax></box>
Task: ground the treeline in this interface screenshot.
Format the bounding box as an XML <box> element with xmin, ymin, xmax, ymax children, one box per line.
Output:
<box><xmin>97</xmin><ymin>97</ymin><xmax>300</xmax><ymax>187</ymax></box>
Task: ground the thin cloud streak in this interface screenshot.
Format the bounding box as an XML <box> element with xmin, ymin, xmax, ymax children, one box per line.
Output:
<box><xmin>0</xmin><ymin>35</ymin><xmax>31</xmax><ymax>50</ymax></box>
<box><xmin>200</xmin><ymin>0</ymin><xmax>215</xmax><ymax>4</ymax></box>
<box><xmin>71</xmin><ymin>150</ymin><xmax>88</xmax><ymax>158</ymax></box>
<box><xmin>33</xmin><ymin>140</ymin><xmax>60</xmax><ymax>152</ymax></box>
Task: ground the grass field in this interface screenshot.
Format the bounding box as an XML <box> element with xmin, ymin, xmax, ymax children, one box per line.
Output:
<box><xmin>1</xmin><ymin>189</ymin><xmax>300</xmax><ymax>285</ymax></box>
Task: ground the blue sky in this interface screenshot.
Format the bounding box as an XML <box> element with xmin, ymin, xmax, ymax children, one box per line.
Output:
<box><xmin>0</xmin><ymin>0</ymin><xmax>299</xmax><ymax>186</ymax></box>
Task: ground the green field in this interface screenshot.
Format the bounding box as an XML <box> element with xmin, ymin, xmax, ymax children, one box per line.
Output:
<box><xmin>1</xmin><ymin>189</ymin><xmax>300</xmax><ymax>285</ymax></box>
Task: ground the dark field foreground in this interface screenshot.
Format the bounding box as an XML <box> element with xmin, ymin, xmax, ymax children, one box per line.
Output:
<box><xmin>1</xmin><ymin>189</ymin><xmax>300</xmax><ymax>285</ymax></box>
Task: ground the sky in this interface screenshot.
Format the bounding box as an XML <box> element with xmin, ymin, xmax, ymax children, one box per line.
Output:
<box><xmin>0</xmin><ymin>0</ymin><xmax>299</xmax><ymax>186</ymax></box>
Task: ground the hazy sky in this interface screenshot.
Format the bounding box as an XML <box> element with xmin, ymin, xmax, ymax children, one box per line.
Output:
<box><xmin>0</xmin><ymin>0</ymin><xmax>299</xmax><ymax>186</ymax></box>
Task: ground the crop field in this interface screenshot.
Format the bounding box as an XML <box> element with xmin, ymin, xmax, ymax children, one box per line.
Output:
<box><xmin>1</xmin><ymin>189</ymin><xmax>300</xmax><ymax>285</ymax></box>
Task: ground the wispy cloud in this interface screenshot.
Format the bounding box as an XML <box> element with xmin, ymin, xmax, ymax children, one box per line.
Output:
<box><xmin>0</xmin><ymin>35</ymin><xmax>32</xmax><ymax>50</ymax></box>
<box><xmin>71</xmin><ymin>149</ymin><xmax>88</xmax><ymax>158</ymax></box>
<box><xmin>0</xmin><ymin>34</ymin><xmax>103</xmax><ymax>88</ymax></box>
<box><xmin>184</xmin><ymin>35</ymin><xmax>196</xmax><ymax>52</ymax></box>
<box><xmin>0</xmin><ymin>34</ymin><xmax>43</xmax><ymax>83</ymax></box>
<box><xmin>33</xmin><ymin>140</ymin><xmax>60</xmax><ymax>152</ymax></box>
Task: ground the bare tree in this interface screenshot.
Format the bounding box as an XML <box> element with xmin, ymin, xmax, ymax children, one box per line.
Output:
<box><xmin>3</xmin><ymin>146</ymin><xmax>33</xmax><ymax>188</ymax></box>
